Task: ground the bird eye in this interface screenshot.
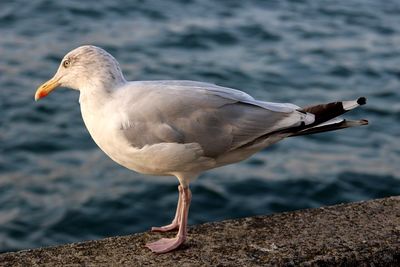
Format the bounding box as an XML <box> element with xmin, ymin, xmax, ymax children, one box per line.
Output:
<box><xmin>62</xmin><ymin>59</ymin><xmax>70</xmax><ymax>68</ymax></box>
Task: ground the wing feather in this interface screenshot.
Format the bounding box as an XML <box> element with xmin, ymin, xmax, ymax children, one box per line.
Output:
<box><xmin>116</xmin><ymin>81</ymin><xmax>313</xmax><ymax>157</ymax></box>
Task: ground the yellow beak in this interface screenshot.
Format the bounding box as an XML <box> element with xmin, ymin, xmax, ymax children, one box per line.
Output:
<box><xmin>35</xmin><ymin>77</ymin><xmax>61</xmax><ymax>101</ymax></box>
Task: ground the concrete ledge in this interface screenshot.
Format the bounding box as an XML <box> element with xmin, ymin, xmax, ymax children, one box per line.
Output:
<box><xmin>1</xmin><ymin>196</ymin><xmax>399</xmax><ymax>266</ymax></box>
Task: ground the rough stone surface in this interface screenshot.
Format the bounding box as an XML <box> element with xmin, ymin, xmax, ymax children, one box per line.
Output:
<box><xmin>1</xmin><ymin>196</ymin><xmax>399</xmax><ymax>266</ymax></box>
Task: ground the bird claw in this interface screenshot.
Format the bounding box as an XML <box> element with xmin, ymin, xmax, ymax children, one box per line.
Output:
<box><xmin>146</xmin><ymin>236</ymin><xmax>185</xmax><ymax>253</ymax></box>
<box><xmin>151</xmin><ymin>223</ymin><xmax>179</xmax><ymax>232</ymax></box>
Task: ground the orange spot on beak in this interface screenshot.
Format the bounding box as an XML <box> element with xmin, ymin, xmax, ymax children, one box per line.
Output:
<box><xmin>38</xmin><ymin>90</ymin><xmax>48</xmax><ymax>99</ymax></box>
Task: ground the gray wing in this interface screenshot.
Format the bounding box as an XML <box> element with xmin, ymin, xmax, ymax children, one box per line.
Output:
<box><xmin>136</xmin><ymin>80</ymin><xmax>301</xmax><ymax>112</ymax></box>
<box><xmin>117</xmin><ymin>81</ymin><xmax>313</xmax><ymax>158</ymax></box>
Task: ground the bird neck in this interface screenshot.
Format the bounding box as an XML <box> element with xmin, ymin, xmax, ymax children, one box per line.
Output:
<box><xmin>78</xmin><ymin>80</ymin><xmax>125</xmax><ymax>109</ymax></box>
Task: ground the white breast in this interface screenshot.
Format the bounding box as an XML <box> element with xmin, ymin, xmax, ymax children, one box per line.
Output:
<box><xmin>80</xmin><ymin>99</ymin><xmax>215</xmax><ymax>176</ymax></box>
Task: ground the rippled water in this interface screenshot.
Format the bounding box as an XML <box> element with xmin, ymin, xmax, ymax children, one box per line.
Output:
<box><xmin>1</xmin><ymin>0</ymin><xmax>399</xmax><ymax>252</ymax></box>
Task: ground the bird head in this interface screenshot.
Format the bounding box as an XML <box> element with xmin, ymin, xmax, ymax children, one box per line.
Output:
<box><xmin>35</xmin><ymin>45</ymin><xmax>126</xmax><ymax>101</ymax></box>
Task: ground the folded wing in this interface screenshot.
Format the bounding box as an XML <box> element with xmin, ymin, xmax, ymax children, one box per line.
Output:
<box><xmin>118</xmin><ymin>81</ymin><xmax>314</xmax><ymax>158</ymax></box>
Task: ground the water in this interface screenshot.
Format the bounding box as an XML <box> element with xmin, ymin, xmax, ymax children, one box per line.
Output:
<box><xmin>0</xmin><ymin>0</ymin><xmax>399</xmax><ymax>252</ymax></box>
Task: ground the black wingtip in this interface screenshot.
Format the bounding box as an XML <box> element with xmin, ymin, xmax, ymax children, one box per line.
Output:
<box><xmin>357</xmin><ymin>97</ymin><xmax>367</xmax><ymax>105</ymax></box>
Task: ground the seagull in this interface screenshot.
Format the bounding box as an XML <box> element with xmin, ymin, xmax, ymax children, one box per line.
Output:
<box><xmin>35</xmin><ymin>45</ymin><xmax>368</xmax><ymax>253</ymax></box>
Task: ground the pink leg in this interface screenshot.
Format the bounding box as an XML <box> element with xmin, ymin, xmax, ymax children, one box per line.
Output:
<box><xmin>146</xmin><ymin>186</ymin><xmax>192</xmax><ymax>253</ymax></box>
<box><xmin>151</xmin><ymin>185</ymin><xmax>183</xmax><ymax>232</ymax></box>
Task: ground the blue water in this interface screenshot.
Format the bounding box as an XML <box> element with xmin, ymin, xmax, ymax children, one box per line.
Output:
<box><xmin>1</xmin><ymin>0</ymin><xmax>399</xmax><ymax>252</ymax></box>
